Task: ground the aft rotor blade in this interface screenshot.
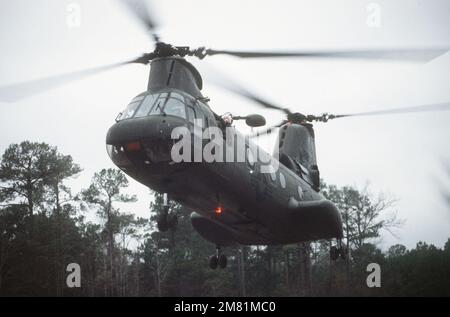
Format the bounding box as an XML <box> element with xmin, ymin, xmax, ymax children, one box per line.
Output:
<box><xmin>119</xmin><ymin>0</ymin><xmax>160</xmax><ymax>42</ymax></box>
<box><xmin>326</xmin><ymin>102</ymin><xmax>450</xmax><ymax>121</ymax></box>
<box><xmin>197</xmin><ymin>62</ymin><xmax>291</xmax><ymax>115</ymax></box>
<box><xmin>0</xmin><ymin>58</ymin><xmax>144</xmax><ymax>102</ymax></box>
<box><xmin>206</xmin><ymin>48</ymin><xmax>449</xmax><ymax>62</ymax></box>
<box><xmin>249</xmin><ymin>121</ymin><xmax>287</xmax><ymax>138</ymax></box>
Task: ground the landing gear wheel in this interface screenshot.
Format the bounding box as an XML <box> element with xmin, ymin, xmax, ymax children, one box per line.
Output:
<box><xmin>330</xmin><ymin>246</ymin><xmax>339</xmax><ymax>261</ymax></box>
<box><xmin>218</xmin><ymin>254</ymin><xmax>227</xmax><ymax>269</ymax></box>
<box><xmin>209</xmin><ymin>255</ymin><xmax>218</xmax><ymax>270</ymax></box>
<box><xmin>157</xmin><ymin>195</ymin><xmax>171</xmax><ymax>232</ymax></box>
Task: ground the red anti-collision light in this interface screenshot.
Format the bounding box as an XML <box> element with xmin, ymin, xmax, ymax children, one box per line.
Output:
<box><xmin>125</xmin><ymin>141</ymin><xmax>141</xmax><ymax>152</ymax></box>
<box><xmin>215</xmin><ymin>206</ymin><xmax>223</xmax><ymax>215</ymax></box>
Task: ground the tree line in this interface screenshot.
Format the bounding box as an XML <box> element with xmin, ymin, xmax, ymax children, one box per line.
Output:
<box><xmin>0</xmin><ymin>141</ymin><xmax>449</xmax><ymax>296</ymax></box>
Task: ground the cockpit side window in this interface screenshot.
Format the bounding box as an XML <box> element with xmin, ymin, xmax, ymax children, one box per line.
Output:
<box><xmin>196</xmin><ymin>100</ymin><xmax>217</xmax><ymax>128</ymax></box>
<box><xmin>186</xmin><ymin>106</ymin><xmax>196</xmax><ymax>125</ymax></box>
<box><xmin>121</xmin><ymin>96</ymin><xmax>144</xmax><ymax>120</ymax></box>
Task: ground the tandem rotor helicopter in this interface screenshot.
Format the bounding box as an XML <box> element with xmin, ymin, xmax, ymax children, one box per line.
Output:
<box><xmin>1</xmin><ymin>0</ymin><xmax>449</xmax><ymax>269</ymax></box>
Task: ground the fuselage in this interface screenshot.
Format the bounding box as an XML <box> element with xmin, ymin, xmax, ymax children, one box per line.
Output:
<box><xmin>106</xmin><ymin>88</ymin><xmax>343</xmax><ymax>246</ymax></box>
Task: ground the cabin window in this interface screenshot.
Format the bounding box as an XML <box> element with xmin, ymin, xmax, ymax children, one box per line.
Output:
<box><xmin>195</xmin><ymin>100</ymin><xmax>217</xmax><ymax>128</ymax></box>
<box><xmin>298</xmin><ymin>186</ymin><xmax>304</xmax><ymax>200</ymax></box>
<box><xmin>189</xmin><ymin>111</ymin><xmax>205</xmax><ymax>131</ymax></box>
<box><xmin>279</xmin><ymin>173</ymin><xmax>286</xmax><ymax>189</ymax></box>
<box><xmin>270</xmin><ymin>171</ymin><xmax>277</xmax><ymax>182</ymax></box>
<box><xmin>246</xmin><ymin>147</ymin><xmax>256</xmax><ymax>171</ymax></box>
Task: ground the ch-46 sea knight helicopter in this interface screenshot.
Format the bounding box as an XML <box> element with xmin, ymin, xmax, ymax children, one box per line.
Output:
<box><xmin>1</xmin><ymin>0</ymin><xmax>449</xmax><ymax>269</ymax></box>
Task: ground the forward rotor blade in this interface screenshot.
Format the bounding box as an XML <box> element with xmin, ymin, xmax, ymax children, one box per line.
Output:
<box><xmin>0</xmin><ymin>58</ymin><xmax>144</xmax><ymax>102</ymax></box>
<box><xmin>206</xmin><ymin>48</ymin><xmax>449</xmax><ymax>62</ymax></box>
<box><xmin>326</xmin><ymin>102</ymin><xmax>450</xmax><ymax>121</ymax></box>
<box><xmin>197</xmin><ymin>62</ymin><xmax>291</xmax><ymax>115</ymax></box>
<box><xmin>119</xmin><ymin>0</ymin><xmax>160</xmax><ymax>42</ymax></box>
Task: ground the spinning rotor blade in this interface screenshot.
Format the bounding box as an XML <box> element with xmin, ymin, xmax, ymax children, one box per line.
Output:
<box><xmin>0</xmin><ymin>57</ymin><xmax>148</xmax><ymax>102</ymax></box>
<box><xmin>322</xmin><ymin>102</ymin><xmax>450</xmax><ymax>121</ymax></box>
<box><xmin>197</xmin><ymin>62</ymin><xmax>291</xmax><ymax>115</ymax></box>
<box><xmin>119</xmin><ymin>0</ymin><xmax>160</xmax><ymax>42</ymax></box>
<box><xmin>1</xmin><ymin>0</ymin><xmax>162</xmax><ymax>102</ymax></box>
<box><xmin>249</xmin><ymin>102</ymin><xmax>450</xmax><ymax>138</ymax></box>
<box><xmin>206</xmin><ymin>48</ymin><xmax>448</xmax><ymax>62</ymax></box>
<box><xmin>249</xmin><ymin>121</ymin><xmax>287</xmax><ymax>138</ymax></box>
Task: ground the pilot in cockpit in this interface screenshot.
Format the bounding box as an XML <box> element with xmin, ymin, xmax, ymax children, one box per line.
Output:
<box><xmin>220</xmin><ymin>112</ymin><xmax>233</xmax><ymax>127</ymax></box>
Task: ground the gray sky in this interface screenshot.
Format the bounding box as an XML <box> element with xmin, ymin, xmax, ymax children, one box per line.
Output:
<box><xmin>0</xmin><ymin>0</ymin><xmax>449</xmax><ymax>250</ymax></box>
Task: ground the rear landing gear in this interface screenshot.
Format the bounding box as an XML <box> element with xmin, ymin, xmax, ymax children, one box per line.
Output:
<box><xmin>330</xmin><ymin>239</ymin><xmax>347</xmax><ymax>261</ymax></box>
<box><xmin>209</xmin><ymin>246</ymin><xmax>227</xmax><ymax>269</ymax></box>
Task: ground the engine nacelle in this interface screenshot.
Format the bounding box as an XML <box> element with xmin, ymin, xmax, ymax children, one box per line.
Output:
<box><xmin>275</xmin><ymin>123</ymin><xmax>320</xmax><ymax>190</ymax></box>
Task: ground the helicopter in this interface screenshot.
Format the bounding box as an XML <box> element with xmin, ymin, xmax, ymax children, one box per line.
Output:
<box><xmin>1</xmin><ymin>0</ymin><xmax>449</xmax><ymax>270</ymax></box>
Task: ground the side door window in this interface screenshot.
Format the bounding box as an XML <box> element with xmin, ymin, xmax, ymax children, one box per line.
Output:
<box><xmin>191</xmin><ymin>104</ymin><xmax>204</xmax><ymax>139</ymax></box>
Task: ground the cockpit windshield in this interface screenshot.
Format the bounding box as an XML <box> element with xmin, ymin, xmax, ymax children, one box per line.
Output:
<box><xmin>118</xmin><ymin>92</ymin><xmax>187</xmax><ymax>121</ymax></box>
<box><xmin>156</xmin><ymin>93</ymin><xmax>186</xmax><ymax>118</ymax></box>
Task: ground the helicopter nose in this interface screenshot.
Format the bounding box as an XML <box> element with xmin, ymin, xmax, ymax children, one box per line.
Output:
<box><xmin>106</xmin><ymin>115</ymin><xmax>187</xmax><ymax>166</ymax></box>
<box><xmin>106</xmin><ymin>115</ymin><xmax>186</xmax><ymax>144</ymax></box>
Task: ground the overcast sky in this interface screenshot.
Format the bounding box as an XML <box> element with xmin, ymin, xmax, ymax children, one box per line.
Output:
<box><xmin>0</xmin><ymin>0</ymin><xmax>449</xmax><ymax>250</ymax></box>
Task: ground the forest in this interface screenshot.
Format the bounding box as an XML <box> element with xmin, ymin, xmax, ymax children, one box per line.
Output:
<box><xmin>0</xmin><ymin>141</ymin><xmax>449</xmax><ymax>297</ymax></box>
